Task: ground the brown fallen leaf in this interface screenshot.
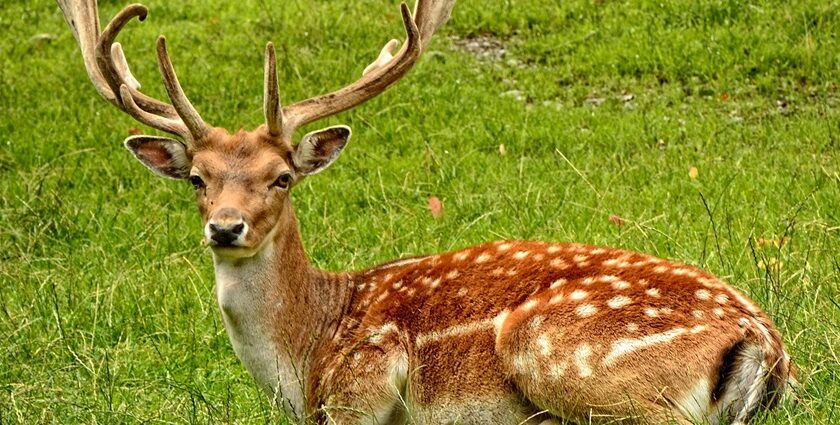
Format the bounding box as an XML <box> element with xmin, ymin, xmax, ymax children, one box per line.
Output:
<box><xmin>128</xmin><ymin>127</ymin><xmax>141</xmax><ymax>135</ymax></box>
<box><xmin>428</xmin><ymin>196</ymin><xmax>443</xmax><ymax>219</ymax></box>
<box><xmin>609</xmin><ymin>214</ymin><xmax>625</xmax><ymax>227</ymax></box>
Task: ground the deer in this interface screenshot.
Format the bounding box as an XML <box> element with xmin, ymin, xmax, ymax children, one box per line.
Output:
<box><xmin>57</xmin><ymin>0</ymin><xmax>796</xmax><ymax>423</ymax></box>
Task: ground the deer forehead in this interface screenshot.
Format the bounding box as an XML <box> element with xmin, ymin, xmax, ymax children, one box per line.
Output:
<box><xmin>192</xmin><ymin>136</ymin><xmax>293</xmax><ymax>180</ymax></box>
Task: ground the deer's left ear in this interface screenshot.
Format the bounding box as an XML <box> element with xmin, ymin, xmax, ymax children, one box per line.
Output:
<box><xmin>292</xmin><ymin>125</ymin><xmax>351</xmax><ymax>176</ymax></box>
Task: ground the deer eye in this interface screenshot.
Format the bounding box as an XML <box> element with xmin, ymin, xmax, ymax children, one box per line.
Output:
<box><xmin>189</xmin><ymin>175</ymin><xmax>205</xmax><ymax>189</ymax></box>
<box><xmin>271</xmin><ymin>172</ymin><xmax>293</xmax><ymax>190</ymax></box>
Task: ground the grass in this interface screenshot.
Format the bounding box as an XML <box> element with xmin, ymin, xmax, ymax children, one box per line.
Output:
<box><xmin>1</xmin><ymin>0</ymin><xmax>839</xmax><ymax>423</ymax></box>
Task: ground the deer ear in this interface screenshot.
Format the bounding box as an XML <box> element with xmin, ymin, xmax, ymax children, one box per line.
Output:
<box><xmin>124</xmin><ymin>135</ymin><xmax>191</xmax><ymax>179</ymax></box>
<box><xmin>292</xmin><ymin>125</ymin><xmax>351</xmax><ymax>176</ymax></box>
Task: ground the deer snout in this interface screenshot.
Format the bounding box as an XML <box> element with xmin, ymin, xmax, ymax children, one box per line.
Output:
<box><xmin>206</xmin><ymin>208</ymin><xmax>248</xmax><ymax>247</ymax></box>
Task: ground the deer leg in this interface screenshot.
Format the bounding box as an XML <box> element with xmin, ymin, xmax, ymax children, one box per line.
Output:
<box><xmin>318</xmin><ymin>332</ymin><xmax>409</xmax><ymax>425</ymax></box>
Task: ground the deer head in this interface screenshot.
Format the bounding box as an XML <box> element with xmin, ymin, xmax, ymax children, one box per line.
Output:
<box><xmin>57</xmin><ymin>0</ymin><xmax>453</xmax><ymax>260</ymax></box>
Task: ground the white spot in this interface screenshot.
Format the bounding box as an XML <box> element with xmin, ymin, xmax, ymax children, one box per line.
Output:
<box><xmin>521</xmin><ymin>299</ymin><xmax>539</xmax><ymax>312</ymax></box>
<box><xmin>533</xmin><ymin>253</ymin><xmax>545</xmax><ymax>261</ymax></box>
<box><xmin>547</xmin><ymin>246</ymin><xmax>561</xmax><ymax>254</ymax></box>
<box><xmin>602</xmin><ymin>258</ymin><xmax>620</xmax><ymax>267</ymax></box>
<box><xmin>406</xmin><ymin>288</ymin><xmax>416</xmax><ymax>297</ymax></box>
<box><xmin>475</xmin><ymin>252</ymin><xmax>491</xmax><ymax>263</ymax></box>
<box><xmin>713</xmin><ymin>308</ymin><xmax>725</xmax><ymax>318</ymax></box>
<box><xmin>573</xmin><ymin>254</ymin><xmax>589</xmax><ymax>263</ymax></box>
<box><xmin>603</xmin><ymin>327</ymin><xmax>687</xmax><ymax>365</ymax></box>
<box><xmin>626</xmin><ymin>322</ymin><xmax>639</xmax><ymax>332</ymax></box>
<box><xmin>570</xmin><ymin>290</ymin><xmax>588</xmax><ymax>301</ymax></box>
<box><xmin>493</xmin><ymin>310</ymin><xmax>510</xmax><ymax>335</ymax></box>
<box><xmin>453</xmin><ymin>251</ymin><xmax>470</xmax><ymax>262</ymax></box>
<box><xmin>659</xmin><ymin>307</ymin><xmax>674</xmax><ymax>315</ymax></box>
<box><xmin>637</xmin><ymin>278</ymin><xmax>650</xmax><ymax>286</ymax></box>
<box><xmin>457</xmin><ymin>287</ymin><xmax>468</xmax><ymax>297</ymax></box>
<box><xmin>599</xmin><ymin>275</ymin><xmax>620</xmax><ymax>283</ymax></box>
<box><xmin>714</xmin><ymin>293</ymin><xmax>729</xmax><ymax>304</ymax></box>
<box><xmin>367</xmin><ymin>322</ymin><xmax>398</xmax><ymax>344</ymax></box>
<box><xmin>728</xmin><ymin>288</ymin><xmax>760</xmax><ymax>312</ymax></box>
<box><xmin>644</xmin><ymin>308</ymin><xmax>659</xmax><ymax>318</ymax></box>
<box><xmin>690</xmin><ymin>325</ymin><xmax>707</xmax><ymax>334</ymax></box>
<box><xmin>672</xmin><ymin>268</ymin><xmax>691</xmax><ymax>276</ymax></box>
<box><xmin>497</xmin><ymin>243</ymin><xmax>512</xmax><ymax>251</ymax></box>
<box><xmin>692</xmin><ymin>310</ymin><xmax>704</xmax><ymax>318</ymax></box>
<box><xmin>653</xmin><ymin>265</ymin><xmax>669</xmax><ymax>273</ymax></box>
<box><xmin>505</xmin><ymin>268</ymin><xmax>518</xmax><ymax>276</ymax></box>
<box><xmin>576</xmin><ymin>304</ymin><xmax>597</xmax><ymax>317</ymax></box>
<box><xmin>612</xmin><ymin>280</ymin><xmax>631</xmax><ymax>290</ymax></box>
<box><xmin>549</xmin><ymin>363</ymin><xmax>567</xmax><ymax>379</ymax></box>
<box><xmin>375</xmin><ymin>256</ymin><xmax>428</xmax><ymax>270</ymax></box>
<box><xmin>491</xmin><ymin>267</ymin><xmax>504</xmax><ymax>276</ymax></box>
<box><xmin>591</xmin><ymin>248</ymin><xmax>606</xmax><ymax>255</ymax></box>
<box><xmin>738</xmin><ymin>317</ymin><xmax>750</xmax><ymax>327</ymax></box>
<box><xmin>695</xmin><ymin>289</ymin><xmax>712</xmax><ymax>300</ymax></box>
<box><xmin>415</xmin><ymin>319</ymin><xmax>494</xmax><ymax>347</ymax></box>
<box><xmin>581</xmin><ymin>277</ymin><xmax>596</xmax><ymax>285</ymax></box>
<box><xmin>445</xmin><ymin>270</ymin><xmax>460</xmax><ymax>280</ymax></box>
<box><xmin>529</xmin><ymin>315</ymin><xmax>544</xmax><ymax>329</ymax></box>
<box><xmin>607</xmin><ymin>295</ymin><xmax>632</xmax><ymax>309</ymax></box>
<box><xmin>574</xmin><ymin>344</ymin><xmax>594</xmax><ymax>377</ymax></box>
<box><xmin>536</xmin><ymin>334</ymin><xmax>551</xmax><ymax>356</ymax></box>
<box><xmin>392</xmin><ymin>280</ymin><xmax>403</xmax><ymax>290</ymax></box>
<box><xmin>549</xmin><ymin>293</ymin><xmax>564</xmax><ymax>304</ymax></box>
<box><xmin>512</xmin><ymin>353</ymin><xmax>533</xmax><ymax>373</ymax></box>
<box><xmin>645</xmin><ymin>288</ymin><xmax>660</xmax><ymax>297</ymax></box>
<box><xmin>550</xmin><ymin>258</ymin><xmax>569</xmax><ymax>269</ymax></box>
<box><xmin>430</xmin><ymin>277</ymin><xmax>441</xmax><ymax>288</ymax></box>
<box><xmin>549</xmin><ymin>279</ymin><xmax>567</xmax><ymax>289</ymax></box>
<box><xmin>513</xmin><ymin>251</ymin><xmax>530</xmax><ymax>260</ymax></box>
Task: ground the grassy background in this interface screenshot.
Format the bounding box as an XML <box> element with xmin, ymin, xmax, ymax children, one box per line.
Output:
<box><xmin>1</xmin><ymin>0</ymin><xmax>839</xmax><ymax>423</ymax></box>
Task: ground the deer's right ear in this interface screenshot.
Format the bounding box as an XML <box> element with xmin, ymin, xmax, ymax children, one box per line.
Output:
<box><xmin>124</xmin><ymin>135</ymin><xmax>191</xmax><ymax>179</ymax></box>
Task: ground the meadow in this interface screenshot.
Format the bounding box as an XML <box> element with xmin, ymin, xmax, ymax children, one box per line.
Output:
<box><xmin>1</xmin><ymin>0</ymin><xmax>839</xmax><ymax>423</ymax></box>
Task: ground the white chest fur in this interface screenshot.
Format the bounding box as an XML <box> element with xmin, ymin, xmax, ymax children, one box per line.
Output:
<box><xmin>213</xmin><ymin>248</ymin><xmax>306</xmax><ymax>420</ymax></box>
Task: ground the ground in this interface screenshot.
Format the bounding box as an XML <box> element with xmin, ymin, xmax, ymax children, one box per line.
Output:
<box><xmin>0</xmin><ymin>0</ymin><xmax>838</xmax><ymax>423</ymax></box>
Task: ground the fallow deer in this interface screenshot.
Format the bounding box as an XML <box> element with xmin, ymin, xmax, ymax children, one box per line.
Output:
<box><xmin>57</xmin><ymin>0</ymin><xmax>795</xmax><ymax>423</ymax></box>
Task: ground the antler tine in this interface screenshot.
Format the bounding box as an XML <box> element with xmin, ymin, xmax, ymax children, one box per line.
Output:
<box><xmin>279</xmin><ymin>0</ymin><xmax>452</xmax><ymax>141</ymax></box>
<box><xmin>155</xmin><ymin>36</ymin><xmax>209</xmax><ymax>141</ymax></box>
<box><xmin>93</xmin><ymin>4</ymin><xmax>176</xmax><ymax>118</ymax></box>
<box><xmin>264</xmin><ymin>42</ymin><xmax>283</xmax><ymax>136</ymax></box>
<box><xmin>412</xmin><ymin>0</ymin><xmax>455</xmax><ymax>49</ymax></box>
<box><xmin>111</xmin><ymin>43</ymin><xmax>142</xmax><ymax>90</ymax></box>
<box><xmin>119</xmin><ymin>85</ymin><xmax>190</xmax><ymax>135</ymax></box>
<box><xmin>59</xmin><ymin>0</ymin><xmax>212</xmax><ymax>144</ymax></box>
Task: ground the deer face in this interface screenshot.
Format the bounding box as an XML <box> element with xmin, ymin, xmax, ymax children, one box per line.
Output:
<box><xmin>125</xmin><ymin>125</ymin><xmax>350</xmax><ymax>259</ymax></box>
<box><xmin>60</xmin><ymin>0</ymin><xmax>449</xmax><ymax>257</ymax></box>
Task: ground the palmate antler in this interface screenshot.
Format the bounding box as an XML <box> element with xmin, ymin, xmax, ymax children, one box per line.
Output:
<box><xmin>264</xmin><ymin>1</ymin><xmax>454</xmax><ymax>140</ymax></box>
<box><xmin>59</xmin><ymin>0</ymin><xmax>454</xmax><ymax>145</ymax></box>
<box><xmin>57</xmin><ymin>1</ymin><xmax>209</xmax><ymax>144</ymax></box>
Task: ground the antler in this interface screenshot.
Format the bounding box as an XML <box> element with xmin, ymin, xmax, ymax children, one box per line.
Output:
<box><xmin>57</xmin><ymin>0</ymin><xmax>209</xmax><ymax>144</ymax></box>
<box><xmin>264</xmin><ymin>0</ymin><xmax>455</xmax><ymax>140</ymax></box>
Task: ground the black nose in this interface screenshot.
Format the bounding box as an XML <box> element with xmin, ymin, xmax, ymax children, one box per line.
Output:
<box><xmin>209</xmin><ymin>222</ymin><xmax>245</xmax><ymax>246</ymax></box>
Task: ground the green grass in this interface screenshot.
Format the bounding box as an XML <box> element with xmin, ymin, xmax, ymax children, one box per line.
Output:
<box><xmin>1</xmin><ymin>0</ymin><xmax>839</xmax><ymax>423</ymax></box>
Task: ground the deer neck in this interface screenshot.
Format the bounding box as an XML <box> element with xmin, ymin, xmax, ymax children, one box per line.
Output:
<box><xmin>211</xmin><ymin>198</ymin><xmax>351</xmax><ymax>419</ymax></box>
